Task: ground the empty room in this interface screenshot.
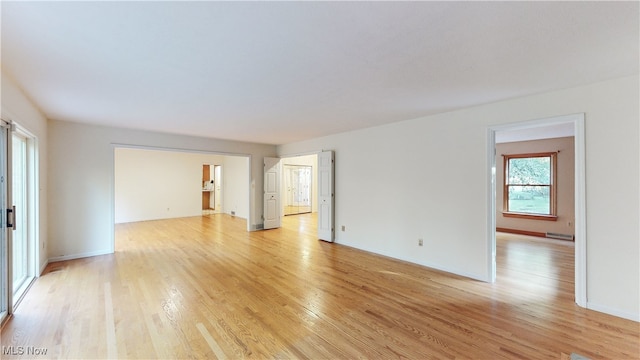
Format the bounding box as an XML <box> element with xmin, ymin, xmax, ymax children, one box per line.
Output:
<box><xmin>1</xmin><ymin>1</ymin><xmax>639</xmax><ymax>359</ymax></box>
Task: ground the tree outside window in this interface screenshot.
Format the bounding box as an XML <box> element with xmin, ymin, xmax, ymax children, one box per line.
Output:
<box><xmin>503</xmin><ymin>152</ymin><xmax>557</xmax><ymax>221</ymax></box>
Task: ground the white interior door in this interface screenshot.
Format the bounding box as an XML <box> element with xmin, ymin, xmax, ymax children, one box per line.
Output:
<box><xmin>285</xmin><ymin>166</ymin><xmax>294</xmax><ymax>207</ymax></box>
<box><xmin>318</xmin><ymin>151</ymin><xmax>334</xmax><ymax>242</ymax></box>
<box><xmin>263</xmin><ymin>157</ymin><xmax>281</xmax><ymax>229</ymax></box>
<box><xmin>214</xmin><ymin>165</ymin><xmax>222</xmax><ymax>213</ymax></box>
<box><xmin>208</xmin><ymin>165</ymin><xmax>215</xmax><ymax>209</ymax></box>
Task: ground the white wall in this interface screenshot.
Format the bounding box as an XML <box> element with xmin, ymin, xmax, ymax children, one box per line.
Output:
<box><xmin>48</xmin><ymin>120</ymin><xmax>275</xmax><ymax>261</ymax></box>
<box><xmin>114</xmin><ymin>148</ymin><xmax>245</xmax><ymax>223</ymax></box>
<box><xmin>222</xmin><ymin>155</ymin><xmax>250</xmax><ymax>219</ymax></box>
<box><xmin>1</xmin><ymin>71</ymin><xmax>49</xmax><ymax>273</ymax></box>
<box><xmin>281</xmin><ymin>154</ymin><xmax>318</xmax><ymax>213</ymax></box>
<box><xmin>278</xmin><ymin>75</ymin><xmax>640</xmax><ymax>321</ymax></box>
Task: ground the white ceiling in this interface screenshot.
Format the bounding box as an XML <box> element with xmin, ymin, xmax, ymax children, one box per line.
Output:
<box><xmin>1</xmin><ymin>2</ymin><xmax>638</xmax><ymax>145</ymax></box>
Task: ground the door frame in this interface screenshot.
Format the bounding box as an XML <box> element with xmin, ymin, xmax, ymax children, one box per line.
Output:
<box><xmin>487</xmin><ymin>113</ymin><xmax>586</xmax><ymax>307</ymax></box>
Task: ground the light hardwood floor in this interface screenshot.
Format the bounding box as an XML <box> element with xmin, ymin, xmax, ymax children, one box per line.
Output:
<box><xmin>1</xmin><ymin>214</ymin><xmax>638</xmax><ymax>359</ymax></box>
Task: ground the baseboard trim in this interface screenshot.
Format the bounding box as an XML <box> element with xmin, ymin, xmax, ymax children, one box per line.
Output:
<box><xmin>496</xmin><ymin>227</ymin><xmax>546</xmax><ymax>238</ymax></box>
<box><xmin>338</xmin><ymin>240</ymin><xmax>489</xmax><ymax>283</ymax></box>
<box><xmin>48</xmin><ymin>249</ymin><xmax>113</xmax><ymax>263</ymax></box>
<box><xmin>39</xmin><ymin>259</ymin><xmax>49</xmax><ymax>275</ymax></box>
<box><xmin>587</xmin><ymin>301</ymin><xmax>640</xmax><ymax>322</ymax></box>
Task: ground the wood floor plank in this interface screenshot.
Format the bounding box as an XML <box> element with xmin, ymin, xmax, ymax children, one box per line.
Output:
<box><xmin>104</xmin><ymin>282</ymin><xmax>117</xmax><ymax>359</ymax></box>
<box><xmin>1</xmin><ymin>214</ymin><xmax>638</xmax><ymax>359</ymax></box>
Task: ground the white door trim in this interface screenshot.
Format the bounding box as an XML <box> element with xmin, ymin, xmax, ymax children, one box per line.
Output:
<box><xmin>487</xmin><ymin>113</ymin><xmax>586</xmax><ymax>307</ymax></box>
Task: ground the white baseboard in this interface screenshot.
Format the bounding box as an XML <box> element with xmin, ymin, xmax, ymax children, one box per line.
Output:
<box><xmin>587</xmin><ymin>301</ymin><xmax>640</xmax><ymax>322</ymax></box>
<box><xmin>48</xmin><ymin>249</ymin><xmax>113</xmax><ymax>263</ymax></box>
<box><xmin>336</xmin><ymin>239</ymin><xmax>488</xmax><ymax>282</ymax></box>
<box><xmin>418</xmin><ymin>260</ymin><xmax>489</xmax><ymax>282</ymax></box>
<box><xmin>39</xmin><ymin>259</ymin><xmax>49</xmax><ymax>275</ymax></box>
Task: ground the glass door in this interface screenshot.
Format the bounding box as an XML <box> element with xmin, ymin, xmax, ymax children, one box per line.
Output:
<box><xmin>11</xmin><ymin>133</ymin><xmax>30</xmax><ymax>302</ymax></box>
<box><xmin>0</xmin><ymin>123</ymin><xmax>36</xmax><ymax>323</ymax></box>
<box><xmin>0</xmin><ymin>123</ymin><xmax>9</xmax><ymax>324</ymax></box>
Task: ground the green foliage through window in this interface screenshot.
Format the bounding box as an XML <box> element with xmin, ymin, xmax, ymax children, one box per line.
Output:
<box><xmin>504</xmin><ymin>153</ymin><xmax>556</xmax><ymax>216</ymax></box>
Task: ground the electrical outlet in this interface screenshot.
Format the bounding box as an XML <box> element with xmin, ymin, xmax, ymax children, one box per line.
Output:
<box><xmin>341</xmin><ymin>225</ymin><xmax>346</xmax><ymax>231</ymax></box>
<box><xmin>418</xmin><ymin>238</ymin><xmax>423</xmax><ymax>246</ymax></box>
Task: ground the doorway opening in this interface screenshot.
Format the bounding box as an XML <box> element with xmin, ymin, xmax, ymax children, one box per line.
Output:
<box><xmin>277</xmin><ymin>154</ymin><xmax>318</xmax><ymax>220</ymax></box>
<box><xmin>113</xmin><ymin>146</ymin><xmax>252</xmax><ymax>252</ymax></box>
<box><xmin>264</xmin><ymin>151</ymin><xmax>334</xmax><ymax>242</ymax></box>
<box><xmin>283</xmin><ymin>164</ymin><xmax>312</xmax><ymax>216</ymax></box>
<box><xmin>202</xmin><ymin>164</ymin><xmax>223</xmax><ymax>215</ymax></box>
<box><xmin>488</xmin><ymin>113</ymin><xmax>586</xmax><ymax>307</ymax></box>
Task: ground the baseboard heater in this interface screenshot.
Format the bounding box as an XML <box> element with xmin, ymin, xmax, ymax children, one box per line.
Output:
<box><xmin>546</xmin><ymin>232</ymin><xmax>574</xmax><ymax>241</ymax></box>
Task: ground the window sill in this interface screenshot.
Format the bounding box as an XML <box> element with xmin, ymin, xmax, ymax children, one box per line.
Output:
<box><xmin>502</xmin><ymin>212</ymin><xmax>558</xmax><ymax>221</ymax></box>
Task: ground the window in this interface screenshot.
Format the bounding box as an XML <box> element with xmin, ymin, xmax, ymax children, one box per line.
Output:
<box><xmin>503</xmin><ymin>152</ymin><xmax>557</xmax><ymax>221</ymax></box>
